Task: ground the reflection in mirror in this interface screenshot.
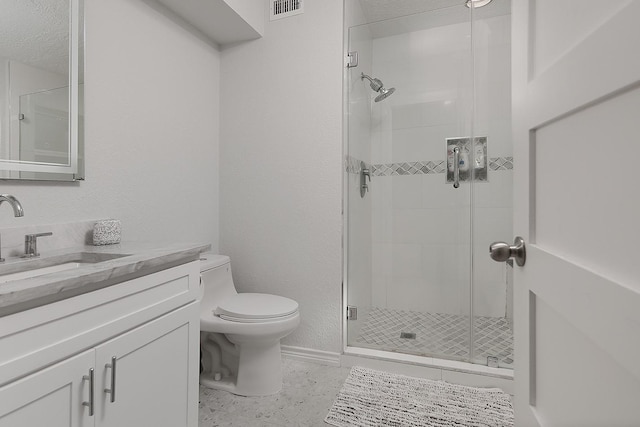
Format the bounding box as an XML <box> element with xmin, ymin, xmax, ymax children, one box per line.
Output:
<box><xmin>0</xmin><ymin>0</ymin><xmax>84</xmax><ymax>181</ymax></box>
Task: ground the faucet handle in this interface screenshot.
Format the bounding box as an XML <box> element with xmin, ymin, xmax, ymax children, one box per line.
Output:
<box><xmin>26</xmin><ymin>232</ymin><xmax>53</xmax><ymax>239</ymax></box>
<box><xmin>23</xmin><ymin>232</ymin><xmax>53</xmax><ymax>258</ymax></box>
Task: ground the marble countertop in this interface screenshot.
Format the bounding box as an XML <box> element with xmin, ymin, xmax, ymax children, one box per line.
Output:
<box><xmin>0</xmin><ymin>241</ymin><xmax>210</xmax><ymax>317</ymax></box>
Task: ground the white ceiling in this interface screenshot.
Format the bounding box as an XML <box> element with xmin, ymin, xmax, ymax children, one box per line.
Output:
<box><xmin>0</xmin><ymin>0</ymin><xmax>69</xmax><ymax>75</ymax></box>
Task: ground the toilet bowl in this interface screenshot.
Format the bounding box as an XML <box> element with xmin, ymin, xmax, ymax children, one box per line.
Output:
<box><xmin>199</xmin><ymin>253</ymin><xmax>300</xmax><ymax>396</ymax></box>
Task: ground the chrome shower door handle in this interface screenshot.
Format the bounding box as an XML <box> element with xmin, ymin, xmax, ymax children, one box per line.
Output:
<box><xmin>489</xmin><ymin>236</ymin><xmax>526</xmax><ymax>266</ymax></box>
<box><xmin>360</xmin><ymin>161</ymin><xmax>371</xmax><ymax>198</ymax></box>
<box><xmin>452</xmin><ymin>146</ymin><xmax>460</xmax><ymax>188</ymax></box>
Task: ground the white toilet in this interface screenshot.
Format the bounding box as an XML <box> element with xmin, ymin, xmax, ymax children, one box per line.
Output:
<box><xmin>199</xmin><ymin>253</ymin><xmax>300</xmax><ymax>396</ymax></box>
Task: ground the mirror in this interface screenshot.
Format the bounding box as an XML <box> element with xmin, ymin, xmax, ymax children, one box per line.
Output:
<box><xmin>0</xmin><ymin>0</ymin><xmax>84</xmax><ymax>181</ymax></box>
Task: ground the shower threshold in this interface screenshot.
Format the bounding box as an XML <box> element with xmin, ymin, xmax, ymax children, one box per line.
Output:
<box><xmin>351</xmin><ymin>307</ymin><xmax>513</xmax><ymax>368</ymax></box>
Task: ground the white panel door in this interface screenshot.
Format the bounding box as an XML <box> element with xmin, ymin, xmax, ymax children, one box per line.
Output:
<box><xmin>95</xmin><ymin>304</ymin><xmax>199</xmax><ymax>427</ymax></box>
<box><xmin>0</xmin><ymin>350</ymin><xmax>94</xmax><ymax>427</ymax></box>
<box><xmin>512</xmin><ymin>1</ymin><xmax>640</xmax><ymax>426</ymax></box>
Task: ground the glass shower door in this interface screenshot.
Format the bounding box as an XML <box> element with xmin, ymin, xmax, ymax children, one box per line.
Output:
<box><xmin>345</xmin><ymin>5</ymin><xmax>476</xmax><ymax>363</ymax></box>
<box><xmin>470</xmin><ymin>3</ymin><xmax>514</xmax><ymax>369</ymax></box>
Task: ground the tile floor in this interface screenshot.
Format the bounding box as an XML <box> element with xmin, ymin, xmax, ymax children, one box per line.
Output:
<box><xmin>199</xmin><ymin>358</ymin><xmax>350</xmax><ymax>426</ymax></box>
<box><xmin>354</xmin><ymin>307</ymin><xmax>514</xmax><ymax>367</ymax></box>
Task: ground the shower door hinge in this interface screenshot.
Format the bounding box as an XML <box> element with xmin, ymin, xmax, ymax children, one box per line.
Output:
<box><xmin>346</xmin><ymin>305</ymin><xmax>358</xmax><ymax>320</ymax></box>
<box><xmin>346</xmin><ymin>51</ymin><xmax>358</xmax><ymax>68</ymax></box>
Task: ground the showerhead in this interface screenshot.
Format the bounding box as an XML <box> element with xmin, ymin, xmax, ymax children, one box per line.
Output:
<box><xmin>361</xmin><ymin>73</ymin><xmax>395</xmax><ymax>102</ymax></box>
<box><xmin>375</xmin><ymin>87</ymin><xmax>395</xmax><ymax>102</ymax></box>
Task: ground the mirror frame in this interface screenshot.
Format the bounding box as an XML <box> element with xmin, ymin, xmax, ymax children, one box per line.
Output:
<box><xmin>0</xmin><ymin>0</ymin><xmax>84</xmax><ymax>182</ymax></box>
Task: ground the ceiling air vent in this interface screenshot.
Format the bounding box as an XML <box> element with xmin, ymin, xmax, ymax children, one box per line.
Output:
<box><xmin>270</xmin><ymin>0</ymin><xmax>304</xmax><ymax>20</ymax></box>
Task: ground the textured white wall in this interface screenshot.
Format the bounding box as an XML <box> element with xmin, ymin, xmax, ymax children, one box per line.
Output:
<box><xmin>0</xmin><ymin>0</ymin><xmax>220</xmax><ymax>250</ymax></box>
<box><xmin>219</xmin><ymin>0</ymin><xmax>344</xmax><ymax>352</ymax></box>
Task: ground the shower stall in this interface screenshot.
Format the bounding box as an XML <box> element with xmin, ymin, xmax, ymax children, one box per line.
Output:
<box><xmin>343</xmin><ymin>0</ymin><xmax>513</xmax><ymax>370</ymax></box>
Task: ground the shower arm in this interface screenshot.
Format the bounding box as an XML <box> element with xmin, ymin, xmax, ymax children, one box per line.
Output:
<box><xmin>360</xmin><ymin>73</ymin><xmax>383</xmax><ymax>92</ymax></box>
<box><xmin>361</xmin><ymin>73</ymin><xmax>373</xmax><ymax>84</ymax></box>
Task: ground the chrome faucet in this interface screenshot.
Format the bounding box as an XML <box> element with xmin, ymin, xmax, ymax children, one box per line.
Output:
<box><xmin>0</xmin><ymin>194</ymin><xmax>24</xmax><ymax>217</ymax></box>
<box><xmin>22</xmin><ymin>232</ymin><xmax>53</xmax><ymax>258</ymax></box>
<box><xmin>0</xmin><ymin>194</ymin><xmax>23</xmax><ymax>262</ymax></box>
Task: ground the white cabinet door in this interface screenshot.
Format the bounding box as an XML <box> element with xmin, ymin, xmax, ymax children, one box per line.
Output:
<box><xmin>0</xmin><ymin>350</ymin><xmax>94</xmax><ymax>427</ymax></box>
<box><xmin>512</xmin><ymin>1</ymin><xmax>640</xmax><ymax>425</ymax></box>
<box><xmin>95</xmin><ymin>303</ymin><xmax>199</xmax><ymax>427</ymax></box>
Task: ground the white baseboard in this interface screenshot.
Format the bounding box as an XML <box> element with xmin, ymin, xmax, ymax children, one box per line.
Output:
<box><xmin>281</xmin><ymin>345</ymin><xmax>341</xmax><ymax>367</ymax></box>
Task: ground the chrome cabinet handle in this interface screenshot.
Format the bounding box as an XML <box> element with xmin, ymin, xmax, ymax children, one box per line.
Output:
<box><xmin>104</xmin><ymin>356</ymin><xmax>117</xmax><ymax>403</ymax></box>
<box><xmin>82</xmin><ymin>368</ymin><xmax>95</xmax><ymax>416</ymax></box>
<box><xmin>453</xmin><ymin>146</ymin><xmax>460</xmax><ymax>189</ymax></box>
<box><xmin>489</xmin><ymin>236</ymin><xmax>526</xmax><ymax>266</ymax></box>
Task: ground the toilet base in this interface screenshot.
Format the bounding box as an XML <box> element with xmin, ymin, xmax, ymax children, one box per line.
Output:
<box><xmin>200</xmin><ymin>339</ymin><xmax>284</xmax><ymax>396</ymax></box>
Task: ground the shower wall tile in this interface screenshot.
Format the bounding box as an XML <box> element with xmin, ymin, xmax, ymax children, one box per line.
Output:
<box><xmin>475</xmin><ymin>119</ymin><xmax>512</xmax><ymax>157</ymax></box>
<box><xmin>370</xmin><ymin>129</ymin><xmax>392</xmax><ymax>163</ymax></box>
<box><xmin>391</xmin><ymin>243</ymin><xmax>423</xmax><ymax>279</ymax></box>
<box><xmin>390</xmin><ymin>209</ymin><xmax>428</xmax><ymax>244</ymax></box>
<box><xmin>389</xmin><ymin>206</ymin><xmax>472</xmax><ymax>247</ymax></box>
<box><xmin>387</xmin><ymin>277</ymin><xmax>427</xmax><ymax>312</ymax></box>
<box><xmin>391</xmin><ymin>175</ymin><xmax>423</xmax><ymax>209</ymax></box>
<box><xmin>472</xmin><ymin>207</ymin><xmax>513</xmax><ymax>256</ymax></box>
<box><xmin>391</xmin><ymin>100</ymin><xmax>458</xmax><ymax>130</ymax></box>
<box><xmin>390</xmin><ymin>124</ymin><xmax>458</xmax><ymax>164</ymax></box>
<box><xmin>472</xmin><ymin>207</ymin><xmax>513</xmax><ymax>317</ymax></box>
<box><xmin>421</xmin><ymin>173</ymin><xmax>471</xmax><ymax>209</ymax></box>
<box><xmin>372</xmin><ymin>243</ymin><xmax>391</xmax><ymax>307</ymax></box>
<box><xmin>473</xmin><ymin>171</ymin><xmax>513</xmax><ymax>208</ymax></box>
<box><xmin>420</xmin><ymin>244</ymin><xmax>470</xmax><ymax>314</ymax></box>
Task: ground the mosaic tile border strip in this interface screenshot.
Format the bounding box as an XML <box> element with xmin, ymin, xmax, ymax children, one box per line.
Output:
<box><xmin>345</xmin><ymin>156</ymin><xmax>513</xmax><ymax>176</ymax></box>
<box><xmin>489</xmin><ymin>157</ymin><xmax>514</xmax><ymax>171</ymax></box>
<box><xmin>372</xmin><ymin>161</ymin><xmax>446</xmax><ymax>176</ymax></box>
<box><xmin>344</xmin><ymin>155</ymin><xmax>370</xmax><ymax>174</ymax></box>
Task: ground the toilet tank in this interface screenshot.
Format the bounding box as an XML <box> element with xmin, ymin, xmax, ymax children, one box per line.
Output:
<box><xmin>199</xmin><ymin>253</ymin><xmax>238</xmax><ymax>308</ymax></box>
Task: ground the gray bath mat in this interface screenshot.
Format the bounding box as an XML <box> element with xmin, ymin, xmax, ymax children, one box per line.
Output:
<box><xmin>325</xmin><ymin>366</ymin><xmax>514</xmax><ymax>427</ymax></box>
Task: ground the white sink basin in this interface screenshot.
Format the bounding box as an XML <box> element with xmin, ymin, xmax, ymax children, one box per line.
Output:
<box><xmin>0</xmin><ymin>252</ymin><xmax>131</xmax><ymax>285</ymax></box>
<box><xmin>0</xmin><ymin>262</ymin><xmax>87</xmax><ymax>284</ymax></box>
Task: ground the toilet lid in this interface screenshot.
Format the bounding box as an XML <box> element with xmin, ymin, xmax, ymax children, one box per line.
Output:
<box><xmin>214</xmin><ymin>293</ymin><xmax>299</xmax><ymax>321</ymax></box>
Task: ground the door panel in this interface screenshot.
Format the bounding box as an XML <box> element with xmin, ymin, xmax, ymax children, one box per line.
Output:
<box><xmin>534</xmin><ymin>87</ymin><xmax>640</xmax><ymax>286</ymax></box>
<box><xmin>513</xmin><ymin>1</ymin><xmax>640</xmax><ymax>425</ymax></box>
<box><xmin>96</xmin><ymin>305</ymin><xmax>197</xmax><ymax>427</ymax></box>
<box><xmin>0</xmin><ymin>350</ymin><xmax>94</xmax><ymax>427</ymax></box>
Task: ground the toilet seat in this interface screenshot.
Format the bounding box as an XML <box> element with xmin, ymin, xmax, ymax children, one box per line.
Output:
<box><xmin>214</xmin><ymin>293</ymin><xmax>299</xmax><ymax>323</ymax></box>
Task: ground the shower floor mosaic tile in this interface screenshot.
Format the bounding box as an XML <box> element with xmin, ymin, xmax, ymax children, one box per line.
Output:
<box><xmin>354</xmin><ymin>307</ymin><xmax>514</xmax><ymax>366</ymax></box>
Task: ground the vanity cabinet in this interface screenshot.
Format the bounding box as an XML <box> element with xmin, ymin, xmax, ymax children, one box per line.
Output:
<box><xmin>0</xmin><ymin>261</ymin><xmax>201</xmax><ymax>427</ymax></box>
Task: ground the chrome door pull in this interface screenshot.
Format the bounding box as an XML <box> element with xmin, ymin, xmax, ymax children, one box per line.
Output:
<box><xmin>82</xmin><ymin>368</ymin><xmax>95</xmax><ymax>416</ymax></box>
<box><xmin>453</xmin><ymin>146</ymin><xmax>460</xmax><ymax>189</ymax></box>
<box><xmin>104</xmin><ymin>356</ymin><xmax>117</xmax><ymax>403</ymax></box>
<box><xmin>489</xmin><ymin>236</ymin><xmax>526</xmax><ymax>266</ymax></box>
